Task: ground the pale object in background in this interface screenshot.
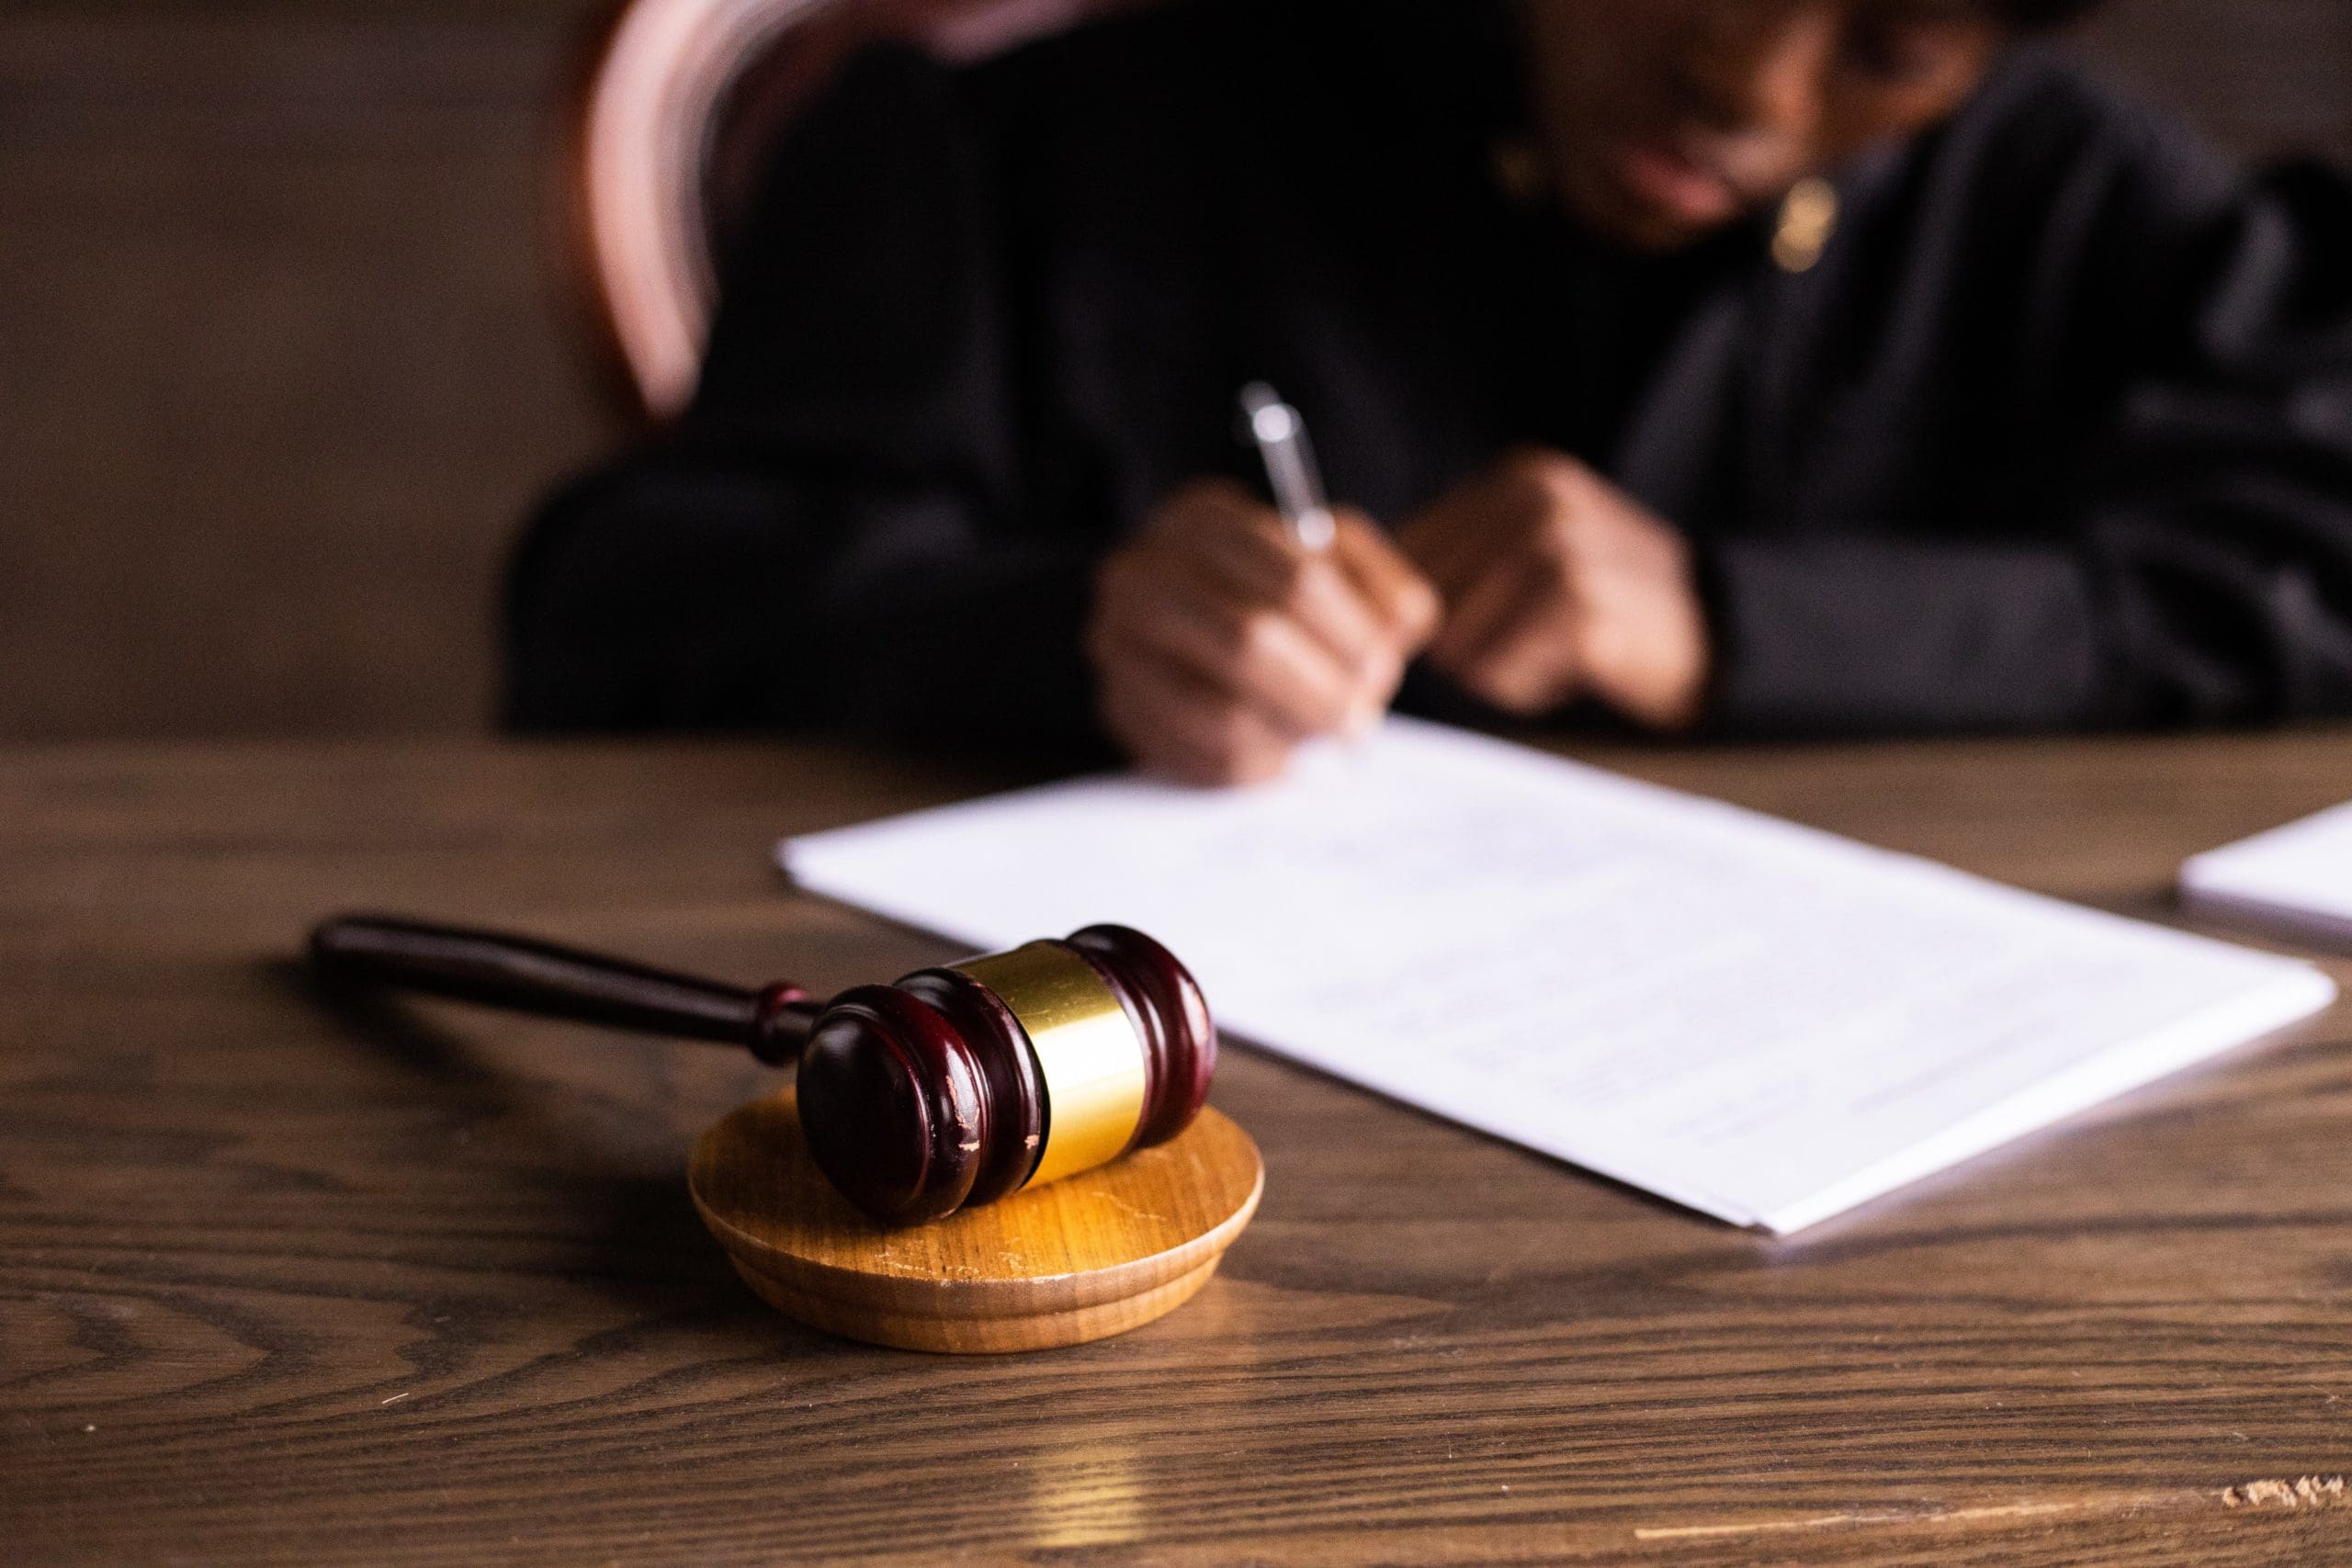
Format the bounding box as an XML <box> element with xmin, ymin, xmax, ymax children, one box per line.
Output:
<box><xmin>576</xmin><ymin>0</ymin><xmax>1147</xmax><ymax>423</ymax></box>
<box><xmin>2182</xmin><ymin>801</ymin><xmax>2352</xmax><ymax>947</ymax></box>
<box><xmin>782</xmin><ymin>719</ymin><xmax>2335</xmax><ymax>1235</ymax></box>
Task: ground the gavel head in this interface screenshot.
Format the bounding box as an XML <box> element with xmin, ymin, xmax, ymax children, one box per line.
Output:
<box><xmin>789</xmin><ymin>925</ymin><xmax>1216</xmax><ymax>1224</ymax></box>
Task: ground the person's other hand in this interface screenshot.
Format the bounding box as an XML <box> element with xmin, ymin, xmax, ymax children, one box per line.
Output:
<box><xmin>1397</xmin><ymin>449</ymin><xmax>1711</xmax><ymax>729</ymax></box>
<box><xmin>1087</xmin><ymin>478</ymin><xmax>1440</xmax><ymax>785</ymax></box>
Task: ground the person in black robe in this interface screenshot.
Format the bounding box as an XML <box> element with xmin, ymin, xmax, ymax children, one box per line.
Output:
<box><xmin>507</xmin><ymin>0</ymin><xmax>2352</xmax><ymax>783</ymax></box>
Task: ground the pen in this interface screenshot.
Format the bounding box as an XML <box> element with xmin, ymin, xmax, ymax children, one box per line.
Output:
<box><xmin>1238</xmin><ymin>381</ymin><xmax>1337</xmax><ymax>552</ymax></box>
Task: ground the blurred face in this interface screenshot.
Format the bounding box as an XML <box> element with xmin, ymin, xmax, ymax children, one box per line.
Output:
<box><xmin>1518</xmin><ymin>0</ymin><xmax>2014</xmax><ymax>251</ymax></box>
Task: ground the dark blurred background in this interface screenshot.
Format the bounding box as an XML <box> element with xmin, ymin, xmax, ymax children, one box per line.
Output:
<box><xmin>5</xmin><ymin>0</ymin><xmax>2348</xmax><ymax>742</ymax></box>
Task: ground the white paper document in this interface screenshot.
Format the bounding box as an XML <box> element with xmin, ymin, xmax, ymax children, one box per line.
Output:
<box><xmin>2182</xmin><ymin>801</ymin><xmax>2352</xmax><ymax>946</ymax></box>
<box><xmin>782</xmin><ymin>719</ymin><xmax>2335</xmax><ymax>1234</ymax></box>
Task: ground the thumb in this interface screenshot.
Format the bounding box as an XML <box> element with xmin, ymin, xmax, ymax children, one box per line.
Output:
<box><xmin>1331</xmin><ymin>513</ymin><xmax>1441</xmax><ymax>649</ymax></box>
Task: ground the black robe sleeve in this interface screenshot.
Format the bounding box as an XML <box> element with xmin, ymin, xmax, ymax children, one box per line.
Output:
<box><xmin>504</xmin><ymin>48</ymin><xmax>1099</xmax><ymax>743</ymax></box>
<box><xmin>1706</xmin><ymin>109</ymin><xmax>2352</xmax><ymax>735</ymax></box>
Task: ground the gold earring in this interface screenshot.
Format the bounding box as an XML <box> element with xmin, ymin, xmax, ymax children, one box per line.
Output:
<box><xmin>1773</xmin><ymin>176</ymin><xmax>1839</xmax><ymax>273</ymax></box>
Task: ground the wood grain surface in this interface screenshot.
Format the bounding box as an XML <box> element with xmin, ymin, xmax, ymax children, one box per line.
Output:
<box><xmin>5</xmin><ymin>731</ymin><xmax>2352</xmax><ymax>1563</ymax></box>
<box><xmin>691</xmin><ymin>1090</ymin><xmax>1262</xmax><ymax>1351</ymax></box>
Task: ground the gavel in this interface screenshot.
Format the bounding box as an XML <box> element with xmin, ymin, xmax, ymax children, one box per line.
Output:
<box><xmin>309</xmin><ymin>916</ymin><xmax>1216</xmax><ymax>1225</ymax></box>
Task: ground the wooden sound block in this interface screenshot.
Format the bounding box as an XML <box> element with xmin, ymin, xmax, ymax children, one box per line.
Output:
<box><xmin>689</xmin><ymin>1089</ymin><xmax>1264</xmax><ymax>1353</ymax></box>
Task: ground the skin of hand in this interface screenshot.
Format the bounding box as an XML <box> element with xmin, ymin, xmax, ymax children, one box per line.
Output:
<box><xmin>1397</xmin><ymin>449</ymin><xmax>1712</xmax><ymax>731</ymax></box>
<box><xmin>1087</xmin><ymin>478</ymin><xmax>1442</xmax><ymax>785</ymax></box>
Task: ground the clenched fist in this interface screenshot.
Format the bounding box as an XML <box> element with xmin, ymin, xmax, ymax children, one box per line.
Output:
<box><xmin>1087</xmin><ymin>478</ymin><xmax>1440</xmax><ymax>785</ymax></box>
<box><xmin>1398</xmin><ymin>449</ymin><xmax>1712</xmax><ymax>730</ymax></box>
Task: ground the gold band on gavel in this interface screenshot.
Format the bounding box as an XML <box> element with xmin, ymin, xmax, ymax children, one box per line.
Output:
<box><xmin>952</xmin><ymin>941</ymin><xmax>1146</xmax><ymax>1189</ymax></box>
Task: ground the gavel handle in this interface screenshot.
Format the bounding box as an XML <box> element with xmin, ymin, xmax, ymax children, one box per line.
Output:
<box><xmin>308</xmin><ymin>914</ymin><xmax>817</xmax><ymax>1061</ymax></box>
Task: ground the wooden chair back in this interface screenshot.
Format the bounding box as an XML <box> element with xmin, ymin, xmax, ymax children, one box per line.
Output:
<box><xmin>571</xmin><ymin>0</ymin><xmax>1145</xmax><ymax>421</ymax></box>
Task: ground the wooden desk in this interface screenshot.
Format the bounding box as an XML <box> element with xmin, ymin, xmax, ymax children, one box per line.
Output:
<box><xmin>6</xmin><ymin>732</ymin><xmax>2351</xmax><ymax>1564</ymax></box>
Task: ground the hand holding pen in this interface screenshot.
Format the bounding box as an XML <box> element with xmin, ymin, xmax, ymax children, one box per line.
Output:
<box><xmin>1083</xmin><ymin>384</ymin><xmax>1438</xmax><ymax>785</ymax></box>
